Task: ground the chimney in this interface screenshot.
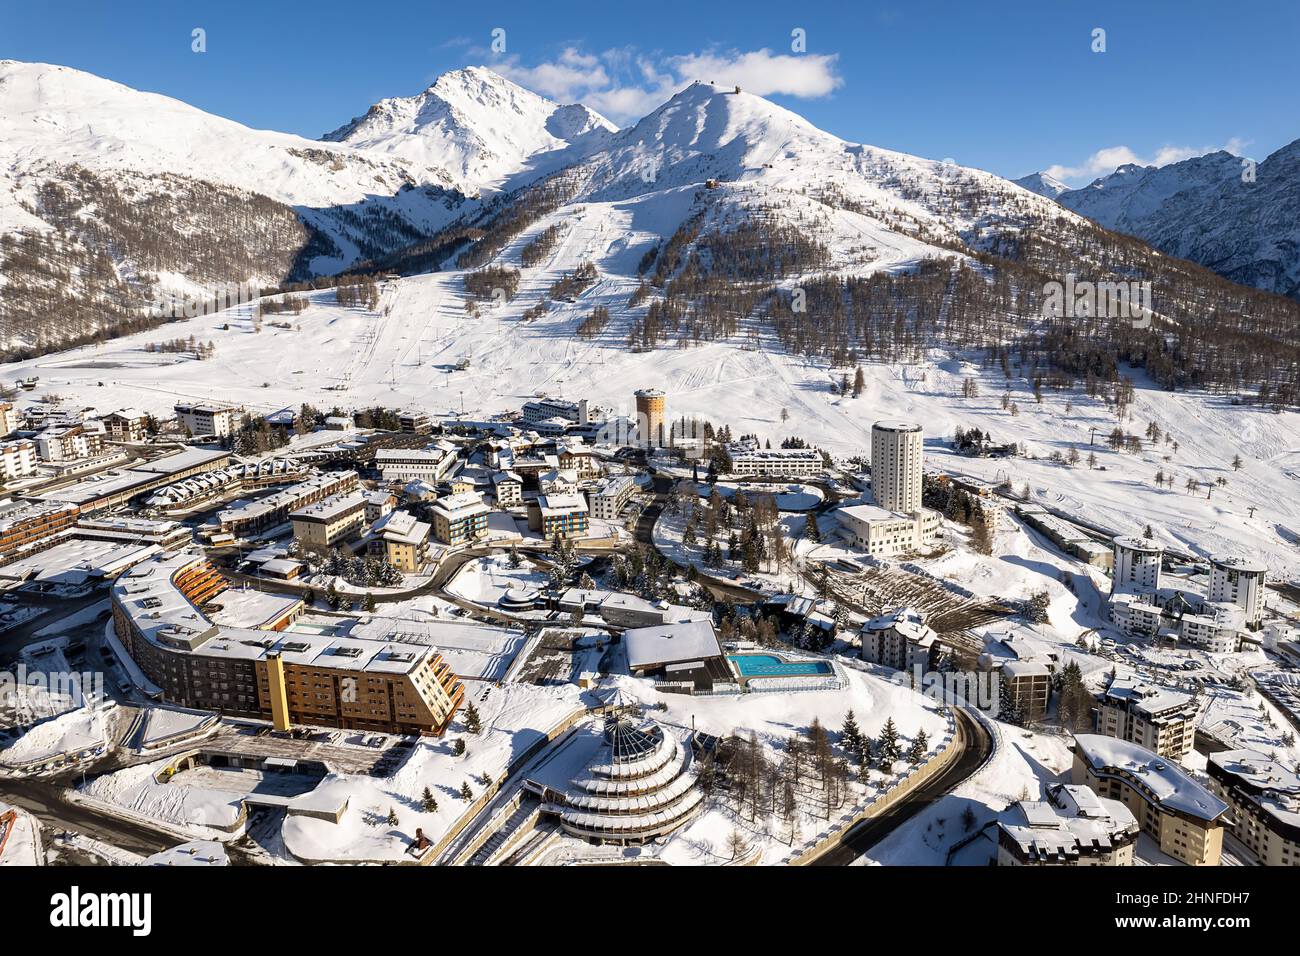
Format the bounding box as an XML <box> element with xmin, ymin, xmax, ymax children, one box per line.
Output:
<box><xmin>578</xmin><ymin>399</ymin><xmax>589</xmax><ymax>426</ymax></box>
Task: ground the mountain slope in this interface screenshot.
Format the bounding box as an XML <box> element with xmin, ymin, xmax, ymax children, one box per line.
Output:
<box><xmin>537</xmin><ymin>80</ymin><xmax>1089</xmax><ymax>255</ymax></box>
<box><xmin>323</xmin><ymin>66</ymin><xmax>616</xmax><ymax>193</ymax></box>
<box><xmin>0</xmin><ymin>60</ymin><xmax>474</xmax><ymax>352</ymax></box>
<box><xmin>1022</xmin><ymin>143</ymin><xmax>1300</xmax><ymax>300</ymax></box>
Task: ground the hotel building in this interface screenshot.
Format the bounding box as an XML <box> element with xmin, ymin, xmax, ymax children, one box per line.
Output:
<box><xmin>374</xmin><ymin>445</ymin><xmax>457</xmax><ymax>483</ymax></box>
<box><xmin>112</xmin><ymin>550</ymin><xmax>461</xmax><ymax>735</ymax></box>
<box><xmin>728</xmin><ymin>446</ymin><xmax>823</xmax><ymax>478</ymax></box>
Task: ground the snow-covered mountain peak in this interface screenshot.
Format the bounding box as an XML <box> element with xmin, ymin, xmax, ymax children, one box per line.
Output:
<box><xmin>1012</xmin><ymin>171</ymin><xmax>1070</xmax><ymax>199</ymax></box>
<box><xmin>322</xmin><ymin>66</ymin><xmax>616</xmax><ymax>192</ymax></box>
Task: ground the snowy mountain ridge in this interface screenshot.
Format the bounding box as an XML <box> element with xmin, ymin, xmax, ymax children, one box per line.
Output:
<box><xmin>1018</xmin><ymin>142</ymin><xmax>1300</xmax><ymax>299</ymax></box>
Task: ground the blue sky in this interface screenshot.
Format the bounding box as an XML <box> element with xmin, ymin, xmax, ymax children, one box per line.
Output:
<box><xmin>3</xmin><ymin>0</ymin><xmax>1297</xmax><ymax>184</ymax></box>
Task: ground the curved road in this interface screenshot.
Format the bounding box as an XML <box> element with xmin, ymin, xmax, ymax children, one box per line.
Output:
<box><xmin>811</xmin><ymin>708</ymin><xmax>993</xmax><ymax>866</ymax></box>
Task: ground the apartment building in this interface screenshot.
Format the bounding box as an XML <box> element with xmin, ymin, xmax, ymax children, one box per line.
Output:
<box><xmin>529</xmin><ymin>493</ymin><xmax>590</xmax><ymax>540</ymax></box>
<box><xmin>728</xmin><ymin>447</ymin><xmax>823</xmax><ymax>478</ymax></box>
<box><xmin>0</xmin><ymin>401</ymin><xmax>18</xmax><ymax>438</ymax></box>
<box><xmin>0</xmin><ymin>499</ymin><xmax>80</xmax><ymax>565</ymax></box>
<box><xmin>430</xmin><ymin>491</ymin><xmax>489</xmax><ymax>545</ymax></box>
<box><xmin>996</xmin><ymin>783</ymin><xmax>1139</xmax><ymax>866</ymax></box>
<box><xmin>1179</xmin><ymin>607</ymin><xmax>1243</xmax><ymax>654</ymax></box>
<box><xmin>1112</xmin><ymin>535</ymin><xmax>1164</xmax><ymax>594</ymax></box>
<box><xmin>492</xmin><ymin>470</ymin><xmax>522</xmax><ymax>507</ymax></box>
<box><xmin>871</xmin><ymin>420</ymin><xmax>923</xmax><ymax>514</ymax></box>
<box><xmin>0</xmin><ymin>439</ymin><xmax>37</xmax><ymax>483</ymax></box>
<box><xmin>290</xmin><ymin>491</ymin><xmax>367</xmax><ymax>552</ymax></box>
<box><xmin>397</xmin><ymin>409</ymin><xmax>432</xmax><ymax>435</ymax></box>
<box><xmin>218</xmin><ymin>470</ymin><xmax>359</xmax><ymax>537</ymax></box>
<box><xmin>1000</xmin><ymin>659</ymin><xmax>1053</xmax><ymax>723</ymax></box>
<box><xmin>35</xmin><ymin>423</ymin><xmax>106</xmax><ymax>462</ymax></box>
<box><xmin>1071</xmin><ymin>734</ymin><xmax>1227</xmax><ymax>866</ymax></box>
<box><xmin>591</xmin><ymin>475</ymin><xmax>637</xmax><ymax>521</ymax></box>
<box><xmin>1108</xmin><ymin>591</ymin><xmax>1164</xmax><ymax>638</ymax></box>
<box><xmin>556</xmin><ymin>441</ymin><xmax>601</xmax><ymax>478</ymax></box>
<box><xmin>175</xmin><ymin>402</ymin><xmax>243</xmax><ymax>438</ymax></box>
<box><xmin>860</xmin><ymin>607</ymin><xmax>937</xmax><ymax>672</ymax></box>
<box><xmin>1206</xmin><ymin>749</ymin><xmax>1300</xmax><ymax>866</ymax></box>
<box><xmin>372</xmin><ymin>510</ymin><xmax>431</xmax><ymax>572</ymax></box>
<box><xmin>363</xmin><ymin>489</ymin><xmax>397</xmax><ymax>524</ymax></box>
<box><xmin>102</xmin><ymin>409</ymin><xmax>149</xmax><ymax>443</ymax></box>
<box><xmin>1208</xmin><ymin>555</ymin><xmax>1266</xmax><ymax>629</ymax></box>
<box><xmin>73</xmin><ymin>516</ymin><xmax>191</xmax><ymax>550</ymax></box>
<box><xmin>1095</xmin><ymin>674</ymin><xmax>1197</xmax><ymax>759</ymax></box>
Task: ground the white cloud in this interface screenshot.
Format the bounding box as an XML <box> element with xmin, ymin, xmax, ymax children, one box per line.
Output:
<box><xmin>486</xmin><ymin>46</ymin><xmax>842</xmax><ymax>125</ymax></box>
<box><xmin>667</xmin><ymin>50</ymin><xmax>842</xmax><ymax>98</ymax></box>
<box><xmin>1045</xmin><ymin>137</ymin><xmax>1249</xmax><ymax>184</ymax></box>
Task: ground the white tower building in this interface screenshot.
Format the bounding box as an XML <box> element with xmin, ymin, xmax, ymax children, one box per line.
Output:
<box><xmin>1208</xmin><ymin>555</ymin><xmax>1266</xmax><ymax>629</ymax></box>
<box><xmin>871</xmin><ymin>420</ymin><xmax>924</xmax><ymax>515</ymax></box>
<box><xmin>1112</xmin><ymin>536</ymin><xmax>1163</xmax><ymax>594</ymax></box>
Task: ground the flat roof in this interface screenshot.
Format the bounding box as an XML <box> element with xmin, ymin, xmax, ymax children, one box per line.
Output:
<box><xmin>290</xmin><ymin>491</ymin><xmax>366</xmax><ymax>523</ymax></box>
<box><xmin>131</xmin><ymin>447</ymin><xmax>231</xmax><ymax>475</ymax></box>
<box><xmin>624</xmin><ymin>620</ymin><xmax>722</xmax><ymax>670</ymax></box>
<box><xmin>112</xmin><ymin>549</ymin><xmax>437</xmax><ymax>675</ymax></box>
<box><xmin>1210</xmin><ymin>554</ymin><xmax>1267</xmax><ymax>574</ymax></box>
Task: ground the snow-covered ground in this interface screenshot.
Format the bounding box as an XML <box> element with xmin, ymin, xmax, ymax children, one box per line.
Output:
<box><xmin>445</xmin><ymin>553</ymin><xmax>548</xmax><ymax>607</ymax></box>
<box><xmin>280</xmin><ymin>680</ymin><xmax>587</xmax><ymax>864</ymax></box>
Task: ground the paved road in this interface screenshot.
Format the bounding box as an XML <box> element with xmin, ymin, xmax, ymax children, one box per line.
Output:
<box><xmin>0</xmin><ymin>776</ymin><xmax>174</xmax><ymax>857</ymax></box>
<box><xmin>810</xmin><ymin>708</ymin><xmax>994</xmax><ymax>866</ymax></box>
<box><xmin>0</xmin><ymin>586</ymin><xmax>111</xmax><ymax>666</ymax></box>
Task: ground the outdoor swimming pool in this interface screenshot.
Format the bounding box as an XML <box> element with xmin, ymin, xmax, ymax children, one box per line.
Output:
<box><xmin>728</xmin><ymin>654</ymin><xmax>834</xmax><ymax>678</ymax></box>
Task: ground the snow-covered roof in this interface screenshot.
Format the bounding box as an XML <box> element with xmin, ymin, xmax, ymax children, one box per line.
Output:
<box><xmin>1206</xmin><ymin>750</ymin><xmax>1300</xmax><ymax>830</ymax></box>
<box><xmin>624</xmin><ymin>619</ymin><xmax>722</xmax><ymax>670</ymax></box>
<box><xmin>997</xmin><ymin>784</ymin><xmax>1138</xmax><ymax>861</ymax></box>
<box><xmin>1073</xmin><ymin>734</ymin><xmax>1229</xmax><ymax>822</ymax></box>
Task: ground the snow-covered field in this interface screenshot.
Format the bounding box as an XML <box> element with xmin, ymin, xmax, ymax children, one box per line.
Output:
<box><xmin>11</xmin><ymin>242</ymin><xmax>1299</xmax><ymax>585</ymax></box>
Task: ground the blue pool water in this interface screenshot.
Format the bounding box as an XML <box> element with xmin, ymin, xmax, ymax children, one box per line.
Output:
<box><xmin>728</xmin><ymin>654</ymin><xmax>833</xmax><ymax>678</ymax></box>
